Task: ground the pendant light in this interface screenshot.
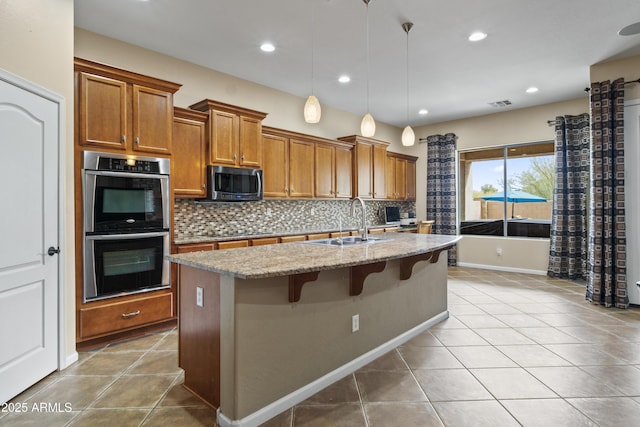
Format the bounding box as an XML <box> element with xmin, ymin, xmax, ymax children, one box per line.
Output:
<box><xmin>304</xmin><ymin>0</ymin><xmax>321</xmax><ymax>123</ymax></box>
<box><xmin>360</xmin><ymin>0</ymin><xmax>376</xmax><ymax>137</ymax></box>
<box><xmin>401</xmin><ymin>22</ymin><xmax>415</xmax><ymax>146</ymax></box>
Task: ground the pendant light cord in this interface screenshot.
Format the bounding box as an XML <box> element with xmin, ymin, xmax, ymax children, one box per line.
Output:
<box><xmin>366</xmin><ymin>1</ymin><xmax>370</xmax><ymax>113</ymax></box>
<box><xmin>311</xmin><ymin>0</ymin><xmax>315</xmax><ymax>96</ymax></box>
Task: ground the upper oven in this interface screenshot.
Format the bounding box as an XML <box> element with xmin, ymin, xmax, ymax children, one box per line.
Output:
<box><xmin>83</xmin><ymin>151</ymin><xmax>170</xmax><ymax>234</ymax></box>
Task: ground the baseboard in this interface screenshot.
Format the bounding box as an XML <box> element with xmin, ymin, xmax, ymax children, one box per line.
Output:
<box><xmin>457</xmin><ymin>262</ymin><xmax>547</xmax><ymax>276</ymax></box>
<box><xmin>217</xmin><ymin>310</ymin><xmax>450</xmax><ymax>427</ymax></box>
<box><xmin>63</xmin><ymin>352</ymin><xmax>78</xmax><ymax>369</ymax></box>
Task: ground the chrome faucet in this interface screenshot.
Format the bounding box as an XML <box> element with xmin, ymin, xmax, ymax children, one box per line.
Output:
<box><xmin>350</xmin><ymin>197</ymin><xmax>368</xmax><ymax>241</ymax></box>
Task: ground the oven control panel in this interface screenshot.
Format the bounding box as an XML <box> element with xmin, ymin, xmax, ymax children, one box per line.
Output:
<box><xmin>97</xmin><ymin>158</ymin><xmax>161</xmax><ymax>173</ymax></box>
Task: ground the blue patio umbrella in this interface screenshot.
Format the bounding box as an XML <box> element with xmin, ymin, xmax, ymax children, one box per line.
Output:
<box><xmin>481</xmin><ymin>190</ymin><xmax>547</xmax><ymax>218</ymax></box>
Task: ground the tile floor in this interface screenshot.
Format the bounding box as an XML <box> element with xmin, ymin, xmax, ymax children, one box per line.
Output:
<box><xmin>3</xmin><ymin>267</ymin><xmax>640</xmax><ymax>426</ymax></box>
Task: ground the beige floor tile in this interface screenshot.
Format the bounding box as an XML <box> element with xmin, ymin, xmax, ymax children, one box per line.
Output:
<box><xmin>155</xmin><ymin>330</ymin><xmax>178</xmax><ymax>351</ymax></box>
<box><xmin>359</xmin><ymin>350</ymin><xmax>408</xmax><ymax>371</ymax></box>
<box><xmin>413</xmin><ymin>369</ymin><xmax>492</xmax><ymax>401</ymax></box>
<box><xmin>0</xmin><ymin>409</ymin><xmax>79</xmax><ymax>427</ymax></box>
<box><xmin>493</xmin><ymin>314</ymin><xmax>549</xmax><ymax>328</ymax></box>
<box><xmin>27</xmin><ymin>375</ymin><xmax>116</xmax><ymax>410</ymax></box>
<box><xmin>293</xmin><ymin>403</ymin><xmax>366</xmax><ymax>427</ymax></box>
<box><xmin>431</xmin><ymin>400</ymin><xmax>520</xmax><ymax>426</ymax></box>
<box><xmin>556</xmin><ymin>326</ymin><xmax>627</xmax><ymax>344</ymax></box>
<box><xmin>448</xmin><ymin>346</ymin><xmax>518</xmax><ymax>369</ymax></box>
<box><xmin>364</xmin><ymin>402</ymin><xmax>444</xmax><ymax>427</ymax></box>
<box><xmin>102</xmin><ymin>333</ymin><xmax>166</xmax><ymax>352</ymax></box>
<box><xmin>68</xmin><ymin>408</ymin><xmax>150</xmax><ymax>427</ymax></box>
<box><xmin>459</xmin><ymin>295</ymin><xmax>502</xmax><ymax>304</ymax></box>
<box><xmin>301</xmin><ymin>375</ymin><xmax>360</xmax><ymax>405</ymax></box>
<box><xmin>527</xmin><ymin>366</ymin><xmax>622</xmax><ymax>398</ymax></box>
<box><xmin>473</xmin><ymin>328</ymin><xmax>535</xmax><ymax>345</ymax></box>
<box><xmin>142</xmin><ymin>406</ymin><xmax>218</xmax><ymax>426</ymax></box>
<box><xmin>455</xmin><ymin>314</ymin><xmax>509</xmax><ymax>329</ymax></box>
<box><xmin>500</xmin><ymin>398</ymin><xmax>598</xmax><ymax>427</ymax></box>
<box><xmin>92</xmin><ymin>375</ymin><xmax>176</xmax><ymax>408</ymax></box>
<box><xmin>448</xmin><ymin>303</ymin><xmax>486</xmax><ymax>315</ymax></box>
<box><xmin>159</xmin><ymin>383</ymin><xmax>209</xmax><ymax>407</ymax></box>
<box><xmin>398</xmin><ymin>346</ymin><xmax>464</xmax><ymax>369</ymax></box>
<box><xmin>64</xmin><ymin>352</ymin><xmax>144</xmax><ymax>376</ymax></box>
<box><xmin>544</xmin><ymin>343</ymin><xmax>626</xmax><ymax>366</ymax></box>
<box><xmin>496</xmin><ymin>344</ymin><xmax>572</xmax><ymax>367</ymax></box>
<box><xmin>259</xmin><ymin>409</ymin><xmax>292</xmax><ymax>427</ymax></box>
<box><xmin>429</xmin><ymin>316</ymin><xmax>467</xmax><ymax>329</ymax></box>
<box><xmin>128</xmin><ymin>350</ymin><xmax>181</xmax><ymax>375</ymax></box>
<box><xmin>470</xmin><ymin>368</ymin><xmax>557</xmax><ymax>399</ymax></box>
<box><xmin>515</xmin><ymin>327</ymin><xmax>584</xmax><ymax>344</ymax></box>
<box><xmin>579</xmin><ymin>365</ymin><xmax>640</xmax><ymax>396</ymax></box>
<box><xmin>430</xmin><ymin>328</ymin><xmax>488</xmax><ymax>346</ymax></box>
<box><xmin>355</xmin><ymin>371</ymin><xmax>427</xmax><ymax>403</ymax></box>
<box><xmin>567</xmin><ymin>397</ymin><xmax>640</xmax><ymax>427</ymax></box>
<box><xmin>401</xmin><ymin>331</ymin><xmax>443</xmax><ymax>347</ymax></box>
<box><xmin>530</xmin><ymin>313</ymin><xmax>585</xmax><ymax>327</ymax></box>
<box><xmin>474</xmin><ymin>303</ymin><xmax>522</xmax><ymax>315</ymax></box>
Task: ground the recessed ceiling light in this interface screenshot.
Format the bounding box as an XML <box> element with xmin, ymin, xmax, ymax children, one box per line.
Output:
<box><xmin>619</xmin><ymin>22</ymin><xmax>640</xmax><ymax>36</ymax></box>
<box><xmin>418</xmin><ymin>109</ymin><xmax>429</xmax><ymax>115</ymax></box>
<box><xmin>526</xmin><ymin>86</ymin><xmax>539</xmax><ymax>93</ymax></box>
<box><xmin>468</xmin><ymin>32</ymin><xmax>487</xmax><ymax>42</ymax></box>
<box><xmin>338</xmin><ymin>75</ymin><xmax>351</xmax><ymax>84</ymax></box>
<box><xmin>260</xmin><ymin>42</ymin><xmax>275</xmax><ymax>53</ymax></box>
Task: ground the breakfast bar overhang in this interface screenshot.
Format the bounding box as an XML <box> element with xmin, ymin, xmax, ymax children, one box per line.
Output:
<box><xmin>167</xmin><ymin>233</ymin><xmax>460</xmax><ymax>427</ymax></box>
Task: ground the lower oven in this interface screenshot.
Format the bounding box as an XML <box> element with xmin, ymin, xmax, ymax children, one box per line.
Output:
<box><xmin>84</xmin><ymin>231</ymin><xmax>170</xmax><ymax>302</ymax></box>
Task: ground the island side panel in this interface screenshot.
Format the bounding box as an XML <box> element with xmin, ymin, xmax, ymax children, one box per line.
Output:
<box><xmin>178</xmin><ymin>265</ymin><xmax>221</xmax><ymax>408</ymax></box>
<box><xmin>223</xmin><ymin>255</ymin><xmax>448</xmax><ymax>419</ymax></box>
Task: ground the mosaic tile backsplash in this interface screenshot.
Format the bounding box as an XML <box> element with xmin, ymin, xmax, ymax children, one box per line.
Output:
<box><xmin>174</xmin><ymin>198</ymin><xmax>416</xmax><ymax>240</ymax></box>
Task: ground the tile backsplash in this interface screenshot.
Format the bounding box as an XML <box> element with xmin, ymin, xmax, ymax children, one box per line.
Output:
<box><xmin>174</xmin><ymin>198</ymin><xmax>416</xmax><ymax>240</ymax></box>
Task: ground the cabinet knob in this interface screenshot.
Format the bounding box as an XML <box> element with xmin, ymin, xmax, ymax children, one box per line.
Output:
<box><xmin>201</xmin><ymin>184</ymin><xmax>206</xmax><ymax>189</ymax></box>
<box><xmin>135</xmin><ymin>137</ymin><xmax>140</xmax><ymax>145</ymax></box>
<box><xmin>233</xmin><ymin>154</ymin><xmax>237</xmax><ymax>161</ymax></box>
<box><xmin>121</xmin><ymin>135</ymin><xmax>126</xmax><ymax>143</ymax></box>
<box><xmin>241</xmin><ymin>154</ymin><xmax>245</xmax><ymax>161</ymax></box>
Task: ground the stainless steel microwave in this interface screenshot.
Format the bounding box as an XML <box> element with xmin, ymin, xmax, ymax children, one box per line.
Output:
<box><xmin>206</xmin><ymin>165</ymin><xmax>263</xmax><ymax>201</ymax></box>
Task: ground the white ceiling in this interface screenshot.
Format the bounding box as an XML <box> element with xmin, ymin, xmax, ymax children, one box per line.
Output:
<box><xmin>74</xmin><ymin>0</ymin><xmax>640</xmax><ymax>128</ymax></box>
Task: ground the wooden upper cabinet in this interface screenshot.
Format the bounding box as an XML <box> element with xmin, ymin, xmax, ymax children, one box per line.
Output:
<box><xmin>315</xmin><ymin>143</ymin><xmax>353</xmax><ymax>199</ymax></box>
<box><xmin>75</xmin><ymin>58</ymin><xmax>181</xmax><ymax>155</ymax></box>
<box><xmin>315</xmin><ymin>143</ymin><xmax>335</xmax><ymax>198</ymax></box>
<box><xmin>190</xmin><ymin>99</ymin><xmax>267</xmax><ymax>168</ymax></box>
<box><xmin>386</xmin><ymin>152</ymin><xmax>417</xmax><ymax>201</ymax></box>
<box><xmin>263</xmin><ymin>133</ymin><xmax>289</xmax><ymax>197</ymax></box>
<box><xmin>289</xmin><ymin>139</ymin><xmax>315</xmax><ymax>198</ymax></box>
<box><xmin>335</xmin><ymin>146</ymin><xmax>353</xmax><ymax>199</ymax></box>
<box><xmin>173</xmin><ymin>107</ymin><xmax>208</xmax><ymax>197</ymax></box>
<box><xmin>406</xmin><ymin>158</ymin><xmax>417</xmax><ymax>201</ymax></box>
<box><xmin>338</xmin><ymin>135</ymin><xmax>390</xmax><ymax>199</ymax></box>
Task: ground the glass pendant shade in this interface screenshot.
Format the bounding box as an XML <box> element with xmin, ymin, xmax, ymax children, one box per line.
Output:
<box><xmin>401</xmin><ymin>125</ymin><xmax>415</xmax><ymax>146</ymax></box>
<box><xmin>361</xmin><ymin>113</ymin><xmax>376</xmax><ymax>137</ymax></box>
<box><xmin>304</xmin><ymin>95</ymin><xmax>321</xmax><ymax>123</ymax></box>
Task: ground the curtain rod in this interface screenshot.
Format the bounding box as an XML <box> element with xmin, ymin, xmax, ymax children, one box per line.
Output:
<box><xmin>583</xmin><ymin>77</ymin><xmax>640</xmax><ymax>92</ymax></box>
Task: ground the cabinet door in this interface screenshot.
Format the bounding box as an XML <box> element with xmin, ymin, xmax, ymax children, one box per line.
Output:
<box><xmin>355</xmin><ymin>142</ymin><xmax>373</xmax><ymax>198</ymax></box>
<box><xmin>239</xmin><ymin>116</ymin><xmax>262</xmax><ymax>167</ymax></box>
<box><xmin>315</xmin><ymin>144</ymin><xmax>335</xmax><ymax>198</ymax></box>
<box><xmin>173</xmin><ymin>116</ymin><xmax>207</xmax><ymax>197</ymax></box>
<box><xmin>263</xmin><ymin>134</ymin><xmax>289</xmax><ymax>197</ymax></box>
<box><xmin>406</xmin><ymin>160</ymin><xmax>416</xmax><ymax>201</ymax></box>
<box><xmin>386</xmin><ymin>156</ymin><xmax>396</xmax><ymax>199</ymax></box>
<box><xmin>395</xmin><ymin>158</ymin><xmax>407</xmax><ymax>200</ymax></box>
<box><xmin>335</xmin><ymin>146</ymin><xmax>353</xmax><ymax>199</ymax></box>
<box><xmin>78</xmin><ymin>72</ymin><xmax>127</xmax><ymax>150</ymax></box>
<box><xmin>210</xmin><ymin>110</ymin><xmax>238</xmax><ymax>165</ymax></box>
<box><xmin>372</xmin><ymin>144</ymin><xmax>387</xmax><ymax>199</ymax></box>
<box><xmin>289</xmin><ymin>139</ymin><xmax>315</xmax><ymax>198</ymax></box>
<box><xmin>132</xmin><ymin>85</ymin><xmax>173</xmax><ymax>154</ymax></box>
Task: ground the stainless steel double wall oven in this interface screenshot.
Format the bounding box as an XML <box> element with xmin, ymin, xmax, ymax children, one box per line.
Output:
<box><xmin>83</xmin><ymin>151</ymin><xmax>170</xmax><ymax>302</ymax></box>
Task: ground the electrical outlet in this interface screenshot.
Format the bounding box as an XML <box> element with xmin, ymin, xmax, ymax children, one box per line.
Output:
<box><xmin>352</xmin><ymin>314</ymin><xmax>359</xmax><ymax>332</ymax></box>
<box><xmin>310</xmin><ymin>207</ymin><xmax>315</xmax><ymax>216</ymax></box>
<box><xmin>196</xmin><ymin>286</ymin><xmax>203</xmax><ymax>307</ymax></box>
<box><xmin>496</xmin><ymin>248</ymin><xmax>503</xmax><ymax>256</ymax></box>
<box><xmin>266</xmin><ymin>207</ymin><xmax>272</xmax><ymax>216</ymax></box>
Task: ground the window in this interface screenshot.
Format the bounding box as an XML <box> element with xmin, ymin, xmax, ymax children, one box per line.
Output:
<box><xmin>459</xmin><ymin>141</ymin><xmax>554</xmax><ymax>238</ymax></box>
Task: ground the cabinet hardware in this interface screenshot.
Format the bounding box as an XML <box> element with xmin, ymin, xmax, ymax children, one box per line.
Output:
<box><xmin>241</xmin><ymin>154</ymin><xmax>245</xmax><ymax>161</ymax></box>
<box><xmin>201</xmin><ymin>184</ymin><xmax>206</xmax><ymax>189</ymax></box>
<box><xmin>121</xmin><ymin>310</ymin><xmax>141</xmax><ymax>318</ymax></box>
<box><xmin>121</xmin><ymin>135</ymin><xmax>126</xmax><ymax>143</ymax></box>
<box><xmin>135</xmin><ymin>137</ymin><xmax>140</xmax><ymax>145</ymax></box>
<box><xmin>233</xmin><ymin>154</ymin><xmax>237</xmax><ymax>161</ymax></box>
<box><xmin>47</xmin><ymin>246</ymin><xmax>60</xmax><ymax>256</ymax></box>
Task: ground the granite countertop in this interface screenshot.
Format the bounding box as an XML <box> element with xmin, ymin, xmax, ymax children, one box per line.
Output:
<box><xmin>174</xmin><ymin>224</ymin><xmax>418</xmax><ymax>245</ymax></box>
<box><xmin>167</xmin><ymin>233</ymin><xmax>460</xmax><ymax>279</ymax></box>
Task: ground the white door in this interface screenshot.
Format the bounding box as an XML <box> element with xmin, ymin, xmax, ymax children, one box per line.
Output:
<box><xmin>625</xmin><ymin>100</ymin><xmax>640</xmax><ymax>305</ymax></box>
<box><xmin>0</xmin><ymin>72</ymin><xmax>60</xmax><ymax>403</ymax></box>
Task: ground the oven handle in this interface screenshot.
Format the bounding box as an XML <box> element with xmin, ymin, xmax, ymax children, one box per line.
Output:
<box><xmin>84</xmin><ymin>169</ymin><xmax>169</xmax><ymax>180</ymax></box>
<box><xmin>86</xmin><ymin>231</ymin><xmax>169</xmax><ymax>241</ymax></box>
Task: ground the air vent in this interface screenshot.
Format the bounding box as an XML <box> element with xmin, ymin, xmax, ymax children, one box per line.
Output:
<box><xmin>488</xmin><ymin>100</ymin><xmax>512</xmax><ymax>107</ymax></box>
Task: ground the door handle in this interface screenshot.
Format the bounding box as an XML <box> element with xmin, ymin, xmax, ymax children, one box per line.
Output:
<box><xmin>48</xmin><ymin>246</ymin><xmax>60</xmax><ymax>256</ymax></box>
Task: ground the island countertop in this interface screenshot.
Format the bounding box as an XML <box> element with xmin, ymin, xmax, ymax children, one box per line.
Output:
<box><xmin>167</xmin><ymin>232</ymin><xmax>460</xmax><ymax>279</ymax></box>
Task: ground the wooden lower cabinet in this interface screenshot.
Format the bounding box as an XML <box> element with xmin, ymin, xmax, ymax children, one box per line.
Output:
<box><xmin>79</xmin><ymin>293</ymin><xmax>173</xmax><ymax>340</ymax></box>
<box><xmin>279</xmin><ymin>235</ymin><xmax>306</xmax><ymax>243</ymax></box>
<box><xmin>251</xmin><ymin>237</ymin><xmax>279</xmax><ymax>246</ymax></box>
<box><xmin>216</xmin><ymin>240</ymin><xmax>249</xmax><ymax>250</ymax></box>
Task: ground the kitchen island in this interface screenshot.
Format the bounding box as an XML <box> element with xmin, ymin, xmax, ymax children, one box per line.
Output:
<box><xmin>167</xmin><ymin>232</ymin><xmax>459</xmax><ymax>427</ymax></box>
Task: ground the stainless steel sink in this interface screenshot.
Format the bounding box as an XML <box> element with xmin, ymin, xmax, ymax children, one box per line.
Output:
<box><xmin>304</xmin><ymin>236</ymin><xmax>390</xmax><ymax>246</ymax></box>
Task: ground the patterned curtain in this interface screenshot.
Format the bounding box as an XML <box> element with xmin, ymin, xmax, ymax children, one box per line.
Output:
<box><xmin>548</xmin><ymin>114</ymin><xmax>590</xmax><ymax>280</ymax></box>
<box><xmin>426</xmin><ymin>133</ymin><xmax>457</xmax><ymax>266</ymax></box>
<box><xmin>586</xmin><ymin>78</ymin><xmax>628</xmax><ymax>308</ymax></box>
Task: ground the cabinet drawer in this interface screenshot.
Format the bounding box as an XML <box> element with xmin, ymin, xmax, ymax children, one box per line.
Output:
<box><xmin>80</xmin><ymin>293</ymin><xmax>173</xmax><ymax>339</ymax></box>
